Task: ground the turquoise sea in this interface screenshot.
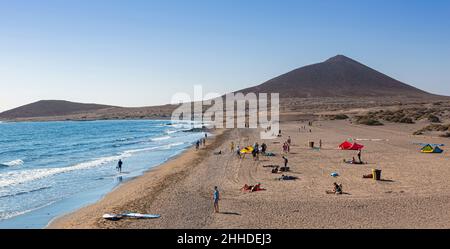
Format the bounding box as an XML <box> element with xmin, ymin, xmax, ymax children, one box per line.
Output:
<box><xmin>0</xmin><ymin>120</ymin><xmax>204</xmax><ymax>228</ymax></box>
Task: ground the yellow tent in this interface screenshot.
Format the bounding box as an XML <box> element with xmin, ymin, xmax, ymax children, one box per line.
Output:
<box><xmin>421</xmin><ymin>144</ymin><xmax>444</xmax><ymax>153</ymax></box>
<box><xmin>240</xmin><ymin>146</ymin><xmax>254</xmax><ymax>154</ymax></box>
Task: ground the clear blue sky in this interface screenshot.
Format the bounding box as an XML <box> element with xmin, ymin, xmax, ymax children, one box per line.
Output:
<box><xmin>1</xmin><ymin>0</ymin><xmax>449</xmax><ymax>111</ymax></box>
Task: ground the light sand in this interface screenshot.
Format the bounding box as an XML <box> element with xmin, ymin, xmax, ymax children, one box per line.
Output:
<box><xmin>49</xmin><ymin>120</ymin><xmax>450</xmax><ymax>229</ymax></box>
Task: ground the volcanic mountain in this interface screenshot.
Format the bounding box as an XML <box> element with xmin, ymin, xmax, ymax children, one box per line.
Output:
<box><xmin>240</xmin><ymin>55</ymin><xmax>435</xmax><ymax>98</ymax></box>
<box><xmin>0</xmin><ymin>100</ymin><xmax>115</xmax><ymax>119</ymax></box>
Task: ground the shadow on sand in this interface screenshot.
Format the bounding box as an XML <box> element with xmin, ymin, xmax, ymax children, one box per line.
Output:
<box><xmin>220</xmin><ymin>212</ymin><xmax>241</xmax><ymax>216</ymax></box>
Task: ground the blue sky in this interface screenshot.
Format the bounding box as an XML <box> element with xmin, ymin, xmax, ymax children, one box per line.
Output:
<box><xmin>1</xmin><ymin>0</ymin><xmax>449</xmax><ymax>111</ymax></box>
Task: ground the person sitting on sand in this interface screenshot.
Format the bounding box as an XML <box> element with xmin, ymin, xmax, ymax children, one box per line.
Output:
<box><xmin>326</xmin><ymin>183</ymin><xmax>343</xmax><ymax>195</ymax></box>
<box><xmin>344</xmin><ymin>157</ymin><xmax>361</xmax><ymax>164</ymax></box>
<box><xmin>213</xmin><ymin>186</ymin><xmax>220</xmax><ymax>213</ymax></box>
<box><xmin>261</xmin><ymin>143</ymin><xmax>267</xmax><ymax>154</ymax></box>
<box><xmin>271</xmin><ymin>166</ymin><xmax>279</xmax><ymax>174</ymax></box>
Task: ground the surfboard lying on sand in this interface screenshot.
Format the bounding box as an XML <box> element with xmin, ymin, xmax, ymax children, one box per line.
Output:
<box><xmin>103</xmin><ymin>213</ymin><xmax>161</xmax><ymax>220</ymax></box>
<box><xmin>122</xmin><ymin>213</ymin><xmax>161</xmax><ymax>219</ymax></box>
<box><xmin>102</xmin><ymin>214</ymin><xmax>123</xmax><ymax>221</ymax></box>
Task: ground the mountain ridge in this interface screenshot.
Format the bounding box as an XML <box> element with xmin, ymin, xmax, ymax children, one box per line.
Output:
<box><xmin>0</xmin><ymin>100</ymin><xmax>115</xmax><ymax>119</ymax></box>
<box><xmin>239</xmin><ymin>55</ymin><xmax>435</xmax><ymax>98</ymax></box>
<box><xmin>1</xmin><ymin>55</ymin><xmax>447</xmax><ymax>121</ymax></box>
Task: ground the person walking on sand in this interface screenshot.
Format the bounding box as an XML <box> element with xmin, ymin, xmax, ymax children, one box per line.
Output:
<box><xmin>282</xmin><ymin>142</ymin><xmax>287</xmax><ymax>154</ymax></box>
<box><xmin>287</xmin><ymin>136</ymin><xmax>292</xmax><ymax>146</ymax></box>
<box><xmin>236</xmin><ymin>146</ymin><xmax>241</xmax><ymax>158</ymax></box>
<box><xmin>357</xmin><ymin>150</ymin><xmax>362</xmax><ymax>163</ymax></box>
<box><xmin>213</xmin><ymin>186</ymin><xmax>220</xmax><ymax>213</ymax></box>
<box><xmin>319</xmin><ymin>139</ymin><xmax>322</xmax><ymax>149</ymax></box>
<box><xmin>117</xmin><ymin>159</ymin><xmax>123</xmax><ymax>173</ymax></box>
<box><xmin>230</xmin><ymin>141</ymin><xmax>235</xmax><ymax>153</ymax></box>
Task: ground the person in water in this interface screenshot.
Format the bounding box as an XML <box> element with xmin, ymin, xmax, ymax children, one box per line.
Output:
<box><xmin>213</xmin><ymin>186</ymin><xmax>220</xmax><ymax>213</ymax></box>
<box><xmin>117</xmin><ymin>159</ymin><xmax>123</xmax><ymax>173</ymax></box>
<box><xmin>195</xmin><ymin>140</ymin><xmax>200</xmax><ymax>150</ymax></box>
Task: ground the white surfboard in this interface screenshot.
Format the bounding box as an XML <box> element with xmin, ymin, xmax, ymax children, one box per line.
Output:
<box><xmin>102</xmin><ymin>213</ymin><xmax>123</xmax><ymax>220</ymax></box>
<box><xmin>122</xmin><ymin>213</ymin><xmax>161</xmax><ymax>219</ymax></box>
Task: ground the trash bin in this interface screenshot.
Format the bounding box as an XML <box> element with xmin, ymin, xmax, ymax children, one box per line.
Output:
<box><xmin>309</xmin><ymin>141</ymin><xmax>314</xmax><ymax>148</ymax></box>
<box><xmin>372</xmin><ymin>169</ymin><xmax>382</xmax><ymax>181</ymax></box>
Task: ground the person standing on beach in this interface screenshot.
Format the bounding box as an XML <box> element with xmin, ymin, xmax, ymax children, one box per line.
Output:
<box><xmin>230</xmin><ymin>141</ymin><xmax>235</xmax><ymax>153</ymax></box>
<box><xmin>357</xmin><ymin>150</ymin><xmax>362</xmax><ymax>163</ymax></box>
<box><xmin>282</xmin><ymin>156</ymin><xmax>288</xmax><ymax>168</ymax></box>
<box><xmin>213</xmin><ymin>186</ymin><xmax>220</xmax><ymax>213</ymax></box>
<box><xmin>319</xmin><ymin>139</ymin><xmax>322</xmax><ymax>149</ymax></box>
<box><xmin>195</xmin><ymin>140</ymin><xmax>200</xmax><ymax>150</ymax></box>
<box><xmin>117</xmin><ymin>159</ymin><xmax>123</xmax><ymax>173</ymax></box>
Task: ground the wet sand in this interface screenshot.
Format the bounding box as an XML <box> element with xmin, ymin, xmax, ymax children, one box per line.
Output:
<box><xmin>49</xmin><ymin>120</ymin><xmax>450</xmax><ymax>228</ymax></box>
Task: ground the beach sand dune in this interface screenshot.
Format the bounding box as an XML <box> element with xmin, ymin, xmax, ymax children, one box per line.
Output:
<box><xmin>49</xmin><ymin>120</ymin><xmax>450</xmax><ymax>229</ymax></box>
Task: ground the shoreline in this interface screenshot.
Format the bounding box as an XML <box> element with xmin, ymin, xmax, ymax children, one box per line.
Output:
<box><xmin>47</xmin><ymin>128</ymin><xmax>225</xmax><ymax>229</ymax></box>
<box><xmin>48</xmin><ymin>120</ymin><xmax>450</xmax><ymax>229</ymax></box>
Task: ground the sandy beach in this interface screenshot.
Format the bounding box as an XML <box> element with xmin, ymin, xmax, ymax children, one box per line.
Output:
<box><xmin>48</xmin><ymin>119</ymin><xmax>450</xmax><ymax>229</ymax></box>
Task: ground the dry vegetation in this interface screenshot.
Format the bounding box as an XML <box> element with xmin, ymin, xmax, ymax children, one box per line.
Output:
<box><xmin>413</xmin><ymin>124</ymin><xmax>450</xmax><ymax>137</ymax></box>
<box><xmin>352</xmin><ymin>104</ymin><xmax>450</xmax><ymax>127</ymax></box>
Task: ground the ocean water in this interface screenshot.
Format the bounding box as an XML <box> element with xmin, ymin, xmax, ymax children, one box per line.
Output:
<box><xmin>0</xmin><ymin>120</ymin><xmax>204</xmax><ymax>228</ymax></box>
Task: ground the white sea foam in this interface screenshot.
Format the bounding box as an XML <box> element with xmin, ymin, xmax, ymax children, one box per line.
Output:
<box><xmin>151</xmin><ymin>136</ymin><xmax>171</xmax><ymax>141</ymax></box>
<box><xmin>0</xmin><ymin>142</ymin><xmax>186</xmax><ymax>189</ymax></box>
<box><xmin>0</xmin><ymin>159</ymin><xmax>24</xmax><ymax>167</ymax></box>
<box><xmin>0</xmin><ymin>200</ymin><xmax>57</xmax><ymax>221</ymax></box>
<box><xmin>165</xmin><ymin>130</ymin><xmax>178</xmax><ymax>134</ymax></box>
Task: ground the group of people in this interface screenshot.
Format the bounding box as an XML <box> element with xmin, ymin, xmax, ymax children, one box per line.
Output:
<box><xmin>232</xmin><ymin>141</ymin><xmax>268</xmax><ymax>160</ymax></box>
<box><xmin>195</xmin><ymin>133</ymin><xmax>208</xmax><ymax>150</ymax></box>
<box><xmin>344</xmin><ymin>150</ymin><xmax>363</xmax><ymax>164</ymax></box>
